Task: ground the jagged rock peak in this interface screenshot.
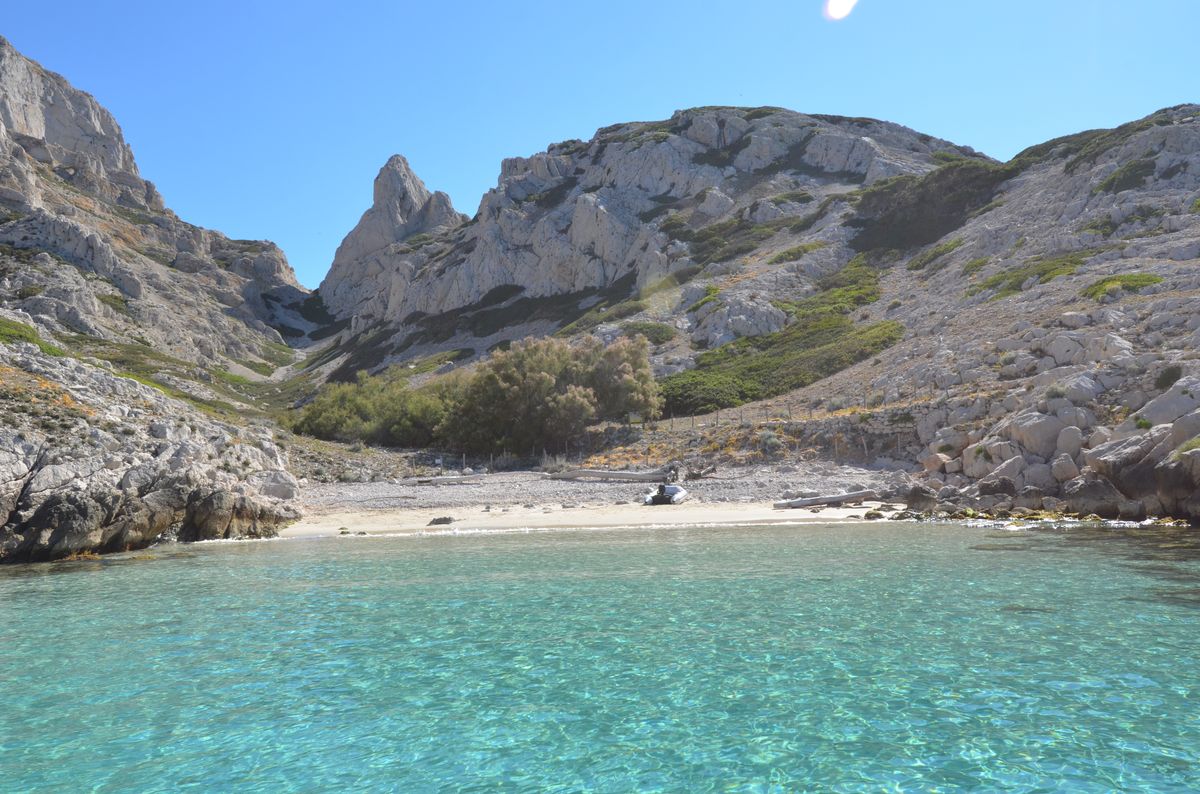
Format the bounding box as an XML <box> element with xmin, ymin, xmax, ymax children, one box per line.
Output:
<box><xmin>328</xmin><ymin>154</ymin><xmax>466</xmax><ymax>272</ymax></box>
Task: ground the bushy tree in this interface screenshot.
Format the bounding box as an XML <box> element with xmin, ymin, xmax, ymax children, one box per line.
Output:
<box><xmin>290</xmin><ymin>335</ymin><xmax>660</xmax><ymax>454</ymax></box>
<box><xmin>442</xmin><ymin>336</ymin><xmax>660</xmax><ymax>452</ymax></box>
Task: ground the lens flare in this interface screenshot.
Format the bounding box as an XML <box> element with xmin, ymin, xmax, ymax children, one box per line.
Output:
<box><xmin>823</xmin><ymin>0</ymin><xmax>859</xmax><ymax>20</ymax></box>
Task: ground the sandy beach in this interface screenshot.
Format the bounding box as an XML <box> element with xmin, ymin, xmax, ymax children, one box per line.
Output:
<box><xmin>284</xmin><ymin>466</ymin><xmax>908</xmax><ymax>538</ymax></box>
<box><xmin>282</xmin><ymin>501</ymin><xmax>892</xmax><ymax>537</ymax></box>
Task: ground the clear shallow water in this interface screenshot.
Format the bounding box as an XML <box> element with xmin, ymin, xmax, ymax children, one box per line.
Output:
<box><xmin>3</xmin><ymin>523</ymin><xmax>1200</xmax><ymax>792</ymax></box>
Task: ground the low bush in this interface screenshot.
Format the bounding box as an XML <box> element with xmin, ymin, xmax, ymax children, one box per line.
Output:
<box><xmin>1094</xmin><ymin>158</ymin><xmax>1156</xmax><ymax>194</ymax></box>
<box><xmin>687</xmin><ymin>285</ymin><xmax>721</xmax><ymax>314</ymax></box>
<box><xmin>0</xmin><ymin>317</ymin><xmax>65</xmax><ymax>356</ymax></box>
<box><xmin>621</xmin><ymin>322</ymin><xmax>677</xmax><ymax>345</ymax></box>
<box><xmin>1080</xmin><ymin>273</ymin><xmax>1162</xmax><ymax>301</ymax></box>
<box><xmin>967</xmin><ymin>250</ymin><xmax>1097</xmax><ymax>300</ymax></box>
<box><xmin>962</xmin><ymin>257</ymin><xmax>989</xmax><ymax>277</ymax></box>
<box><xmin>1155</xmin><ymin>364</ymin><xmax>1183</xmax><ymax>392</ymax></box>
<box><xmin>768</xmin><ymin>241</ymin><xmax>826</xmax><ymax>264</ymax></box>
<box><xmin>906</xmin><ymin>238</ymin><xmax>963</xmax><ymax>272</ymax></box>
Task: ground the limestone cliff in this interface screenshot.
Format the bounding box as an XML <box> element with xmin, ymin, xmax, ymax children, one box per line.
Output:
<box><xmin>0</xmin><ymin>35</ymin><xmax>312</xmax><ymax>380</ymax></box>
<box><xmin>0</xmin><ymin>36</ymin><xmax>306</xmax><ymax>561</ymax></box>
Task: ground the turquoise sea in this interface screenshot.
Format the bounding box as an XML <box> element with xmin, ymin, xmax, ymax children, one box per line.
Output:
<box><xmin>3</xmin><ymin>521</ymin><xmax>1200</xmax><ymax>792</ymax></box>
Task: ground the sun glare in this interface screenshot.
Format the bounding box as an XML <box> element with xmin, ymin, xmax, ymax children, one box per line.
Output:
<box><xmin>823</xmin><ymin>0</ymin><xmax>859</xmax><ymax>21</ymax></box>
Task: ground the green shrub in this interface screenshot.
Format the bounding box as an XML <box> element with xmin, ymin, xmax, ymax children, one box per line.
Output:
<box><xmin>743</xmin><ymin>107</ymin><xmax>783</xmax><ymax>121</ymax></box>
<box><xmin>1045</xmin><ymin>385</ymin><xmax>1066</xmax><ymax>399</ymax></box>
<box><xmin>1081</xmin><ymin>217</ymin><xmax>1118</xmax><ymax>237</ymax></box>
<box><xmin>1176</xmin><ymin>436</ymin><xmax>1200</xmax><ymax>456</ymax></box>
<box><xmin>294</xmin><ymin>336</ymin><xmax>660</xmax><ymax>453</ymax></box>
<box><xmin>1155</xmin><ymin>365</ymin><xmax>1183</xmax><ymax>391</ymax></box>
<box><xmin>659</xmin><ymin>370</ymin><xmax>761</xmax><ymax>415</ymax></box>
<box><xmin>687</xmin><ymin>285</ymin><xmax>721</xmax><ymax>314</ymax></box>
<box><xmin>98</xmin><ymin>293</ymin><xmax>130</xmax><ymax>314</ymax></box>
<box><xmin>15</xmin><ymin>284</ymin><xmax>44</xmax><ymax>299</ymax></box>
<box><xmin>692</xmin><ymin>134</ymin><xmax>753</xmax><ymax>167</ymax></box>
<box><xmin>1135</xmin><ymin>417</ymin><xmax>1153</xmax><ymax>430</ymax></box>
<box><xmin>1094</xmin><ymin>158</ymin><xmax>1156</xmax><ymax>194</ymax></box>
<box><xmin>906</xmin><ymin>238</ymin><xmax>963</xmax><ymax>271</ymax></box>
<box><xmin>661</xmin><ymin>255</ymin><xmax>902</xmax><ymax>415</ymax></box>
<box><xmin>1191</xmin><ymin>197</ymin><xmax>1200</xmax><ymax>214</ymax></box>
<box><xmin>621</xmin><ymin>322</ymin><xmax>677</xmax><ymax>345</ymax></box>
<box><xmin>444</xmin><ymin>336</ymin><xmax>660</xmax><ymax>452</ymax></box>
<box><xmin>1080</xmin><ymin>273</ymin><xmax>1162</xmax><ymax>300</ymax></box>
<box><xmin>758</xmin><ymin>430</ymin><xmax>784</xmax><ymax>455</ymax></box>
<box><xmin>0</xmin><ymin>317</ymin><xmax>65</xmax><ymax>356</ymax></box>
<box><xmin>962</xmin><ymin>257</ymin><xmax>989</xmax><ymax>277</ymax></box>
<box><xmin>967</xmin><ymin>250</ymin><xmax>1097</xmax><ymax>300</ymax></box>
<box><xmin>849</xmin><ymin>159</ymin><xmax>1015</xmax><ymax>251</ymax></box>
<box><xmin>770</xmin><ymin>190</ymin><xmax>814</xmax><ymax>205</ymax></box>
<box><xmin>768</xmin><ymin>241</ymin><xmax>827</xmax><ymax>264</ymax></box>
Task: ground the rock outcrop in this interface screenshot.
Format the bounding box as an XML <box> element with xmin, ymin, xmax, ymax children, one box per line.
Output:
<box><xmin>0</xmin><ymin>340</ymin><xmax>299</xmax><ymax>563</ymax></box>
<box><xmin>322</xmin><ymin>155</ymin><xmax>466</xmax><ymax>315</ymax></box>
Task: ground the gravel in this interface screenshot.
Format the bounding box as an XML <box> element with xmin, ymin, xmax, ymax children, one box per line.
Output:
<box><xmin>298</xmin><ymin>462</ymin><xmax>913</xmax><ymax>513</ymax></box>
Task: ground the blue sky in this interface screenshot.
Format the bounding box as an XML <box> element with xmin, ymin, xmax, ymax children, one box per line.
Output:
<box><xmin>4</xmin><ymin>1</ymin><xmax>1196</xmax><ymax>287</ymax></box>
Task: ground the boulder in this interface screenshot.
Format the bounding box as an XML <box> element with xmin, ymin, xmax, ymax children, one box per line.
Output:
<box><xmin>1023</xmin><ymin>463</ymin><xmax>1057</xmax><ymax>492</ymax></box>
<box><xmin>1013</xmin><ymin>486</ymin><xmax>1046</xmax><ymax>510</ymax></box>
<box><xmin>1085</xmin><ymin>333</ymin><xmax>1134</xmax><ymax>363</ymax></box>
<box><xmin>979</xmin><ymin>476</ymin><xmax>1017</xmax><ymax>497</ymax></box>
<box><xmin>1155</xmin><ymin>449</ymin><xmax>1200</xmax><ymax>521</ymax></box>
<box><xmin>1051</xmin><ymin>453</ymin><xmax>1081</xmax><ymax>483</ymax></box>
<box><xmin>1057</xmin><ymin>426</ymin><xmax>1084</xmax><ymax>458</ymax></box>
<box><xmin>1001</xmin><ymin>411</ymin><xmax>1065</xmax><ymax>460</ymax></box>
<box><xmin>1062</xmin><ymin>373</ymin><xmax>1103</xmax><ymax>404</ymax></box>
<box><xmin>922</xmin><ymin>452</ymin><xmax>951</xmax><ymax>473</ymax></box>
<box><xmin>1136</xmin><ymin>376</ymin><xmax>1200</xmax><ymax>427</ymax></box>
<box><xmin>1084</xmin><ymin>425</ymin><xmax>1172</xmax><ymax>498</ymax></box>
<box><xmin>1061</xmin><ymin>471</ymin><xmax>1125</xmax><ymax>518</ymax></box>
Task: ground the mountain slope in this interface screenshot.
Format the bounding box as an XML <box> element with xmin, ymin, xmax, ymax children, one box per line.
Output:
<box><xmin>0</xmin><ymin>36</ymin><xmax>304</xmax><ymax>562</ymax></box>
<box><xmin>309</xmin><ymin>103</ymin><xmax>1200</xmax><ymax>520</ymax></box>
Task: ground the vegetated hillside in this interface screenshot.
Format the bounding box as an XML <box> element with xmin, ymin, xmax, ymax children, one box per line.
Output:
<box><xmin>301</xmin><ymin>102</ymin><xmax>1200</xmax><ymax>522</ymax></box>
<box><xmin>310</xmin><ymin>103</ymin><xmax>1200</xmax><ymax>417</ymax></box>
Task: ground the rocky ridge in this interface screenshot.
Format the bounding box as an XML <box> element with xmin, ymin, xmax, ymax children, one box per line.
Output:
<box><xmin>314</xmin><ymin>106</ymin><xmax>973</xmax><ymax>374</ymax></box>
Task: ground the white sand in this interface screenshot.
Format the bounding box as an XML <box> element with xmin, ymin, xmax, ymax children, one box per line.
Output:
<box><xmin>282</xmin><ymin>500</ymin><xmax>894</xmax><ymax>538</ymax></box>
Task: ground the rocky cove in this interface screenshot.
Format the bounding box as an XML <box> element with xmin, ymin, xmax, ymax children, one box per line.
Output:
<box><xmin>1</xmin><ymin>32</ymin><xmax>1199</xmax><ymax>563</ymax></box>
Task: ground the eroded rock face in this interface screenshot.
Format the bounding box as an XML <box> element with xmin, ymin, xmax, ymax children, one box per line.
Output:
<box><xmin>322</xmin><ymin>155</ymin><xmax>467</xmax><ymax>314</ymax></box>
<box><xmin>0</xmin><ymin>344</ymin><xmax>299</xmax><ymax>563</ymax></box>
<box><xmin>0</xmin><ymin>35</ymin><xmax>155</xmax><ymax>210</ymax></box>
<box><xmin>0</xmin><ymin>37</ymin><xmax>309</xmax><ymax>374</ymax></box>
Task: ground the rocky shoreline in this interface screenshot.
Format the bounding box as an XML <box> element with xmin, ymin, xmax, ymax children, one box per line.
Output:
<box><xmin>0</xmin><ymin>341</ymin><xmax>300</xmax><ymax>563</ymax></box>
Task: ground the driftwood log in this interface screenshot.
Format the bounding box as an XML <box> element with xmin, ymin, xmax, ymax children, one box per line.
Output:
<box><xmin>772</xmin><ymin>489</ymin><xmax>878</xmax><ymax>509</ymax></box>
<box><xmin>406</xmin><ymin>474</ymin><xmax>486</xmax><ymax>486</ymax></box>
